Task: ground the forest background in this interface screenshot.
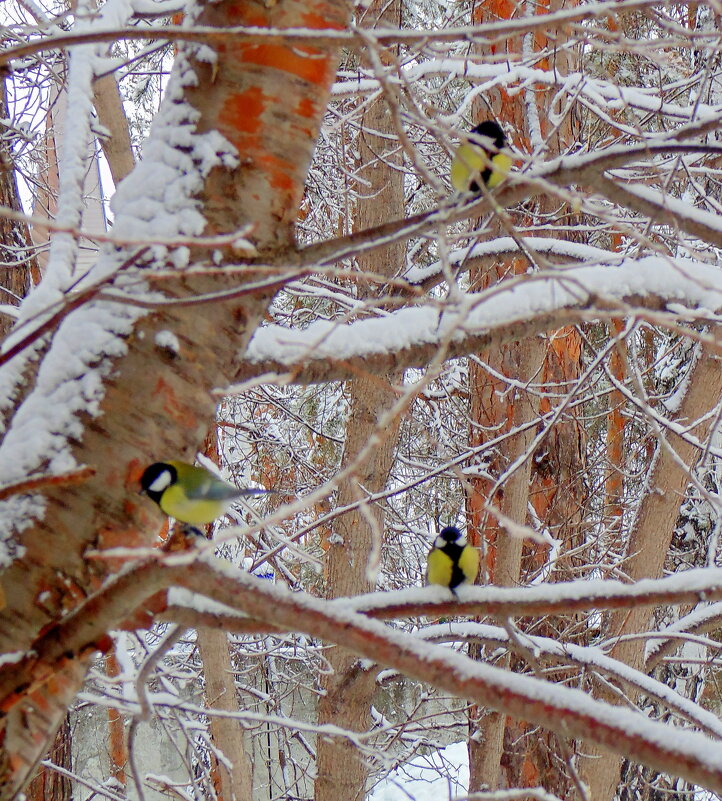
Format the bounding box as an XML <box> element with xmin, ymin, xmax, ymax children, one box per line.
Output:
<box><xmin>3</xmin><ymin>0</ymin><xmax>722</xmax><ymax>800</ymax></box>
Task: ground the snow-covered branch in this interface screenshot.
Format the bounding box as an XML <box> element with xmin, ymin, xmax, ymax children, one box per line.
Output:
<box><xmin>237</xmin><ymin>256</ymin><xmax>722</xmax><ymax>385</ymax></box>
<box><xmin>8</xmin><ymin>553</ymin><xmax>722</xmax><ymax>792</ymax></box>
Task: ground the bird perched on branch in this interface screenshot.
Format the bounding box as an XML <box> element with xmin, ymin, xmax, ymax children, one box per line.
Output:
<box><xmin>450</xmin><ymin>120</ymin><xmax>512</xmax><ymax>193</ymax></box>
<box><xmin>140</xmin><ymin>460</ymin><xmax>272</xmax><ymax>525</ymax></box>
<box><xmin>426</xmin><ymin>525</ymin><xmax>479</xmax><ymax>593</ymax></box>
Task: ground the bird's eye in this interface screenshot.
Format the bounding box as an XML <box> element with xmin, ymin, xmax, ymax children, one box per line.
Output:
<box><xmin>148</xmin><ymin>471</ymin><xmax>172</xmax><ymax>492</ymax></box>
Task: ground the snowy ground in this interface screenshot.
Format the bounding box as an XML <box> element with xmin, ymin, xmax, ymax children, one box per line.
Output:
<box><xmin>369</xmin><ymin>742</ymin><xmax>468</xmax><ymax>801</ymax></box>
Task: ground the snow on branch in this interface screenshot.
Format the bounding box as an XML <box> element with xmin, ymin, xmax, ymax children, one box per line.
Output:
<box><xmin>413</xmin><ymin>621</ymin><xmax>722</xmax><ymax>739</ymax></box>
<box><xmin>645</xmin><ymin>600</ymin><xmax>722</xmax><ymax>669</ymax></box>
<box><xmin>1</xmin><ymin>0</ymin><xmax>676</xmax><ymax>71</ymax></box>
<box><xmin>0</xmin><ymin>37</ymin><xmax>237</xmax><ymax>542</ymax></box>
<box><xmin>334</xmin><ymin>59</ymin><xmax>722</xmax><ymax>124</ymax></box>
<box><xmin>238</xmin><ymin>256</ymin><xmax>722</xmax><ymax>386</ymax></box>
<box><xmin>403</xmin><ymin>237</ymin><xmax>621</xmax><ymax>287</ymax></box>
<box><xmin>9</xmin><ymin>553</ymin><xmax>722</xmax><ymax>793</ymax></box>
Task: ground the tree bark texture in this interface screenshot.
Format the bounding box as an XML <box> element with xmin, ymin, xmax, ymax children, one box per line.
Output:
<box><xmin>467</xmin><ymin>293</ymin><xmax>545</xmax><ymax>792</ymax></box>
<box><xmin>0</xmin><ymin>0</ymin><xmax>351</xmax><ymax>795</ymax></box>
<box><xmin>197</xmin><ymin>626</ymin><xmax>254</xmax><ymax>801</ymax></box>
<box><xmin>467</xmin><ymin>0</ymin><xmax>581</xmax><ymax>789</ymax></box>
<box><xmin>580</xmin><ymin>347</ymin><xmax>722</xmax><ymax>800</ymax></box>
<box><xmin>93</xmin><ymin>74</ymin><xmax>135</xmax><ymax>186</ymax></box>
<box><xmin>0</xmin><ymin>80</ymin><xmax>34</xmax><ymax>339</ymax></box>
<box><xmin>24</xmin><ymin>716</ymin><xmax>72</xmax><ymax>801</ymax></box>
<box><xmin>315</xmin><ymin>4</ymin><xmax>404</xmax><ymax>798</ymax></box>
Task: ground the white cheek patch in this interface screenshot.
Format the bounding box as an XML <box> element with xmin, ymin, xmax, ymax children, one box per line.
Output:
<box><xmin>434</xmin><ymin>536</ymin><xmax>445</xmax><ymax>549</ymax></box>
<box><xmin>149</xmin><ymin>472</ymin><xmax>172</xmax><ymax>492</ymax></box>
<box><xmin>458</xmin><ymin>535</ymin><xmax>468</xmax><ymax>546</ymax></box>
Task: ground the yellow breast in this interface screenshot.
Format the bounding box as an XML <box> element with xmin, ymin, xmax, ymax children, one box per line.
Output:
<box><xmin>159</xmin><ymin>485</ymin><xmax>229</xmax><ymax>525</ymax></box>
<box><xmin>451</xmin><ymin>144</ymin><xmax>512</xmax><ymax>192</ymax></box>
<box><xmin>426</xmin><ymin>548</ymin><xmax>456</xmax><ymax>587</ymax></box>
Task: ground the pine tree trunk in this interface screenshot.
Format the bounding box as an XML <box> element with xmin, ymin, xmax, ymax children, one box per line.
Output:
<box><xmin>197</xmin><ymin>627</ymin><xmax>254</xmax><ymax>801</ymax></box>
<box><xmin>580</xmin><ymin>348</ymin><xmax>722</xmax><ymax>800</ymax></box>
<box><xmin>466</xmin><ymin>0</ymin><xmax>580</xmax><ymax>790</ymax></box>
<box><xmin>24</xmin><ymin>717</ymin><xmax>72</xmax><ymax>801</ymax></box>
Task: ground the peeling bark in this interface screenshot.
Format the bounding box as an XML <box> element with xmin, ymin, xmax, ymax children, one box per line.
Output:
<box><xmin>0</xmin><ymin>0</ymin><xmax>351</xmax><ymax>794</ymax></box>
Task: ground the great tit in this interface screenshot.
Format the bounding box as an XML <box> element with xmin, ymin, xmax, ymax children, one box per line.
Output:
<box><xmin>140</xmin><ymin>460</ymin><xmax>270</xmax><ymax>525</ymax></box>
<box><xmin>450</xmin><ymin>120</ymin><xmax>512</xmax><ymax>193</ymax></box>
<box><xmin>426</xmin><ymin>526</ymin><xmax>480</xmax><ymax>593</ymax></box>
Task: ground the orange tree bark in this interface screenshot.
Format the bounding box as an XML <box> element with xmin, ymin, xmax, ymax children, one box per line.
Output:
<box><xmin>11</xmin><ymin>555</ymin><xmax>722</xmax><ymax>793</ymax></box>
<box><xmin>104</xmin><ymin>650</ymin><xmax>128</xmax><ymax>788</ymax></box>
<box><xmin>0</xmin><ymin>0</ymin><xmax>351</xmax><ymax>796</ymax></box>
<box><xmin>580</xmin><ymin>347</ymin><xmax>722</xmax><ymax>800</ymax></box>
<box><xmin>24</xmin><ymin>716</ymin><xmax>72</xmax><ymax>801</ymax></box>
<box><xmin>466</xmin><ymin>0</ymin><xmax>581</xmax><ymax>792</ymax></box>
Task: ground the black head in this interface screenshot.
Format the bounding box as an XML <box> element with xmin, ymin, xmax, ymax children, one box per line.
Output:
<box><xmin>470</xmin><ymin>120</ymin><xmax>505</xmax><ymax>150</ymax></box>
<box><xmin>439</xmin><ymin>525</ymin><xmax>464</xmax><ymax>544</ymax></box>
<box><xmin>140</xmin><ymin>462</ymin><xmax>177</xmax><ymax>502</ymax></box>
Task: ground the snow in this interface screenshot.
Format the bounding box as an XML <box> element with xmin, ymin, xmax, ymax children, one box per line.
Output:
<box><xmin>403</xmin><ymin>237</ymin><xmax>621</xmax><ymax>286</ymax></box>
<box><xmin>247</xmin><ymin>255</ymin><xmax>722</xmax><ymax>367</ymax></box>
<box><xmin>618</xmin><ymin>181</ymin><xmax>722</xmax><ymax>235</ymax></box>
<box><xmin>334</xmin><ymin>59</ymin><xmax>722</xmax><ymax>124</ymax></box>
<box><xmin>368</xmin><ymin>741</ymin><xmax>468</xmax><ymax>801</ymax></box>
<box><xmin>164</xmin><ymin>556</ymin><xmax>722</xmax><ymax>786</ymax></box>
<box><xmin>168</xmin><ymin>586</ymin><xmax>253</xmax><ymax>620</ymax></box>
<box><xmin>0</xmin><ymin>650</ymin><xmax>27</xmax><ymax>667</ymax></box>
<box><xmin>155</xmin><ymin>329</ymin><xmax>181</xmax><ymax>354</ymax></box>
<box><xmin>79</xmin><ymin>679</ymin><xmax>372</xmax><ymax>743</ymax></box>
<box><xmin>646</xmin><ymin>600</ymin><xmax>722</xmax><ymax>661</ymax></box>
<box><xmin>129</xmin><ymin>0</ymin><xmax>184</xmax><ymax>14</ymax></box>
<box><xmin>415</xmin><ymin>621</ymin><xmax>722</xmax><ymax>738</ymax></box>
<box><xmin>347</xmin><ymin>566</ymin><xmax>722</xmax><ymax>614</ymax></box>
<box><xmin>0</xmin><ymin>18</ymin><xmax>239</xmax><ymax>549</ymax></box>
<box><xmin>7</xmin><ymin>2</ymin><xmax>722</xmax><ymax>795</ymax></box>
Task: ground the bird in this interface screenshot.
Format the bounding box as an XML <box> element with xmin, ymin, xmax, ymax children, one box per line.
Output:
<box><xmin>450</xmin><ymin>120</ymin><xmax>512</xmax><ymax>193</ymax></box>
<box><xmin>426</xmin><ymin>525</ymin><xmax>480</xmax><ymax>593</ymax></box>
<box><xmin>140</xmin><ymin>460</ymin><xmax>272</xmax><ymax>525</ymax></box>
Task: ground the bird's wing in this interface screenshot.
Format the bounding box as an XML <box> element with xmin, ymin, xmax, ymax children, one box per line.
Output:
<box><xmin>486</xmin><ymin>152</ymin><xmax>513</xmax><ymax>188</ymax></box>
<box><xmin>189</xmin><ymin>481</ymin><xmax>273</xmax><ymax>501</ymax></box>
<box><xmin>459</xmin><ymin>545</ymin><xmax>481</xmax><ymax>584</ymax></box>
<box><xmin>182</xmin><ymin>478</ymin><xmax>239</xmax><ymax>501</ymax></box>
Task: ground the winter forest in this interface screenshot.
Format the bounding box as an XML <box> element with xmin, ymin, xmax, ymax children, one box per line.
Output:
<box><xmin>5</xmin><ymin>0</ymin><xmax>722</xmax><ymax>799</ymax></box>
